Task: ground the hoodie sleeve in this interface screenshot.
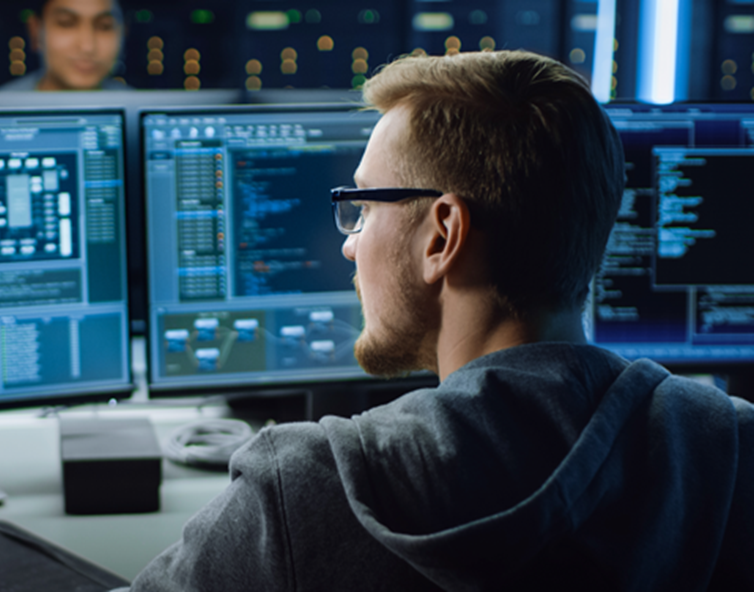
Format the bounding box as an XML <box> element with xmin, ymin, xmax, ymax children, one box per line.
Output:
<box><xmin>122</xmin><ymin>427</ymin><xmax>296</xmax><ymax>592</ymax></box>
<box><xmin>121</xmin><ymin>421</ymin><xmax>437</xmax><ymax>592</ymax></box>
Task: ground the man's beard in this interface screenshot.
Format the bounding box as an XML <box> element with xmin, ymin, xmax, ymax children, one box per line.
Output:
<box><xmin>352</xmin><ymin>267</ymin><xmax>439</xmax><ymax>378</ymax></box>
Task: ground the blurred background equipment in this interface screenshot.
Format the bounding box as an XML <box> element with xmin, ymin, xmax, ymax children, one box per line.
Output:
<box><xmin>0</xmin><ymin>0</ymin><xmax>751</xmax><ymax>102</ymax></box>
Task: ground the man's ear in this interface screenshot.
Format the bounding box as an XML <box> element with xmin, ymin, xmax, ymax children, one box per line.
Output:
<box><xmin>27</xmin><ymin>15</ymin><xmax>42</xmax><ymax>53</ymax></box>
<box><xmin>422</xmin><ymin>193</ymin><xmax>471</xmax><ymax>285</ymax></box>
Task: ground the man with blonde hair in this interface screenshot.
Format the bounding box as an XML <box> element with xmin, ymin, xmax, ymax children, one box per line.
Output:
<box><xmin>116</xmin><ymin>50</ymin><xmax>754</xmax><ymax>591</ymax></box>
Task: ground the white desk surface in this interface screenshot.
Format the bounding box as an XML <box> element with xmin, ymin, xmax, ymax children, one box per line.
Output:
<box><xmin>0</xmin><ymin>401</ymin><xmax>259</xmax><ymax>582</ymax></box>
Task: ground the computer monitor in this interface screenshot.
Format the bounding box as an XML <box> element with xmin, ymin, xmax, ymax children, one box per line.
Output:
<box><xmin>0</xmin><ymin>109</ymin><xmax>132</xmax><ymax>409</ymax></box>
<box><xmin>142</xmin><ymin>105</ymin><xmax>388</xmax><ymax>395</ymax></box>
<box><xmin>588</xmin><ymin>103</ymin><xmax>754</xmax><ymax>372</ymax></box>
<box><xmin>0</xmin><ymin>90</ymin><xmax>244</xmax><ymax>336</ymax></box>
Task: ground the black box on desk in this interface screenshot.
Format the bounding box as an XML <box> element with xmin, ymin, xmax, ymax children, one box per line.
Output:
<box><xmin>60</xmin><ymin>417</ymin><xmax>162</xmax><ymax>515</ymax></box>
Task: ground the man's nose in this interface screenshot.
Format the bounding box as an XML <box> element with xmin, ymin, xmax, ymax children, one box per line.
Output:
<box><xmin>78</xmin><ymin>24</ymin><xmax>97</xmax><ymax>53</ymax></box>
<box><xmin>341</xmin><ymin>233</ymin><xmax>357</xmax><ymax>261</ymax></box>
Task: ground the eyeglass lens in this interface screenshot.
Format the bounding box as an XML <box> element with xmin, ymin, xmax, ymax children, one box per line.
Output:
<box><xmin>336</xmin><ymin>201</ymin><xmax>363</xmax><ymax>233</ymax></box>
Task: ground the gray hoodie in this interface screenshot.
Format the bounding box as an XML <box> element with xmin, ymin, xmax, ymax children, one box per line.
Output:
<box><xmin>115</xmin><ymin>343</ymin><xmax>754</xmax><ymax>591</ymax></box>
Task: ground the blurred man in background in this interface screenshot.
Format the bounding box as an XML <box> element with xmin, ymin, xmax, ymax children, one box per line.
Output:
<box><xmin>1</xmin><ymin>0</ymin><xmax>126</xmax><ymax>91</ymax></box>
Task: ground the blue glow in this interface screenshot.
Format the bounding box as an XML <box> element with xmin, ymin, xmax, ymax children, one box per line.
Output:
<box><xmin>591</xmin><ymin>0</ymin><xmax>617</xmax><ymax>103</ymax></box>
<box><xmin>637</xmin><ymin>0</ymin><xmax>680</xmax><ymax>104</ymax></box>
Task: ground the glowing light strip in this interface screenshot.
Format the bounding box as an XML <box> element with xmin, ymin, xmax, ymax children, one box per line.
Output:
<box><xmin>652</xmin><ymin>0</ymin><xmax>679</xmax><ymax>103</ymax></box>
<box><xmin>591</xmin><ymin>0</ymin><xmax>617</xmax><ymax>103</ymax></box>
<box><xmin>638</xmin><ymin>0</ymin><xmax>680</xmax><ymax>104</ymax></box>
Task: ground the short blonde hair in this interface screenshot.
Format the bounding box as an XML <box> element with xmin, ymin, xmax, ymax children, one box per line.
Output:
<box><xmin>362</xmin><ymin>50</ymin><xmax>625</xmax><ymax>315</ymax></box>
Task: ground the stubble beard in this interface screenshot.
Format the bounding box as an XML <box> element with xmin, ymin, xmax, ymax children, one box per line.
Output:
<box><xmin>352</xmin><ymin>264</ymin><xmax>439</xmax><ymax>378</ymax></box>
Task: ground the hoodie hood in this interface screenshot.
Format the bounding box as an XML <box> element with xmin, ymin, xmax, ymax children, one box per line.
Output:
<box><xmin>322</xmin><ymin>344</ymin><xmax>742</xmax><ymax>590</ymax></box>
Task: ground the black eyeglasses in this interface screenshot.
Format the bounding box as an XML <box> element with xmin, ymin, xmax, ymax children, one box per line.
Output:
<box><xmin>330</xmin><ymin>186</ymin><xmax>443</xmax><ymax>234</ymax></box>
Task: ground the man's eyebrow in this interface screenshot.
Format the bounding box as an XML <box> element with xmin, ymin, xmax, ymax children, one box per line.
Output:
<box><xmin>49</xmin><ymin>7</ymin><xmax>116</xmax><ymax>19</ymax></box>
<box><xmin>49</xmin><ymin>7</ymin><xmax>79</xmax><ymax>17</ymax></box>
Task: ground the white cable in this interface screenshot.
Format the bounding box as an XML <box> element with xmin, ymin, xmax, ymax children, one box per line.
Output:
<box><xmin>164</xmin><ymin>419</ymin><xmax>254</xmax><ymax>469</ymax></box>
